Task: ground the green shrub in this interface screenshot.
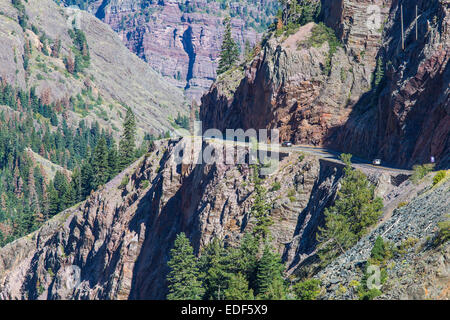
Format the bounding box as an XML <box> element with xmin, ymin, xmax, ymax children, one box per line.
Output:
<box><xmin>433</xmin><ymin>170</ymin><xmax>447</xmax><ymax>185</ymax></box>
<box><xmin>397</xmin><ymin>201</ymin><xmax>408</xmax><ymax>209</ymax></box>
<box><xmin>293</xmin><ymin>279</ymin><xmax>321</xmax><ymax>300</ymax></box>
<box><xmin>356</xmin><ymin>264</ymin><xmax>386</xmax><ymax>300</ymax></box>
<box><xmin>434</xmin><ymin>215</ymin><xmax>450</xmax><ymax>247</ymax></box>
<box><xmin>141</xmin><ymin>180</ymin><xmax>150</xmax><ymax>189</ymax></box>
<box><xmin>360</xmin><ymin>288</ymin><xmax>382</xmax><ymax>300</ymax></box>
<box><xmin>369</xmin><ymin>236</ymin><xmax>395</xmax><ymax>265</ymax></box>
<box><xmin>410</xmin><ymin>164</ymin><xmax>435</xmax><ymax>184</ymax></box>
<box><xmin>299</xmin><ymin>22</ymin><xmax>341</xmax><ymax>75</ymax></box>
<box><xmin>370</xmin><ymin>236</ymin><xmax>386</xmax><ymax>262</ymax></box>
<box><xmin>271</xmin><ymin>181</ymin><xmax>281</xmax><ymax>192</ymax></box>
<box><xmin>119</xmin><ymin>175</ymin><xmax>129</xmax><ymax>189</ymax></box>
<box><xmin>298</xmin><ymin>153</ymin><xmax>305</xmax><ymax>163</ymax></box>
<box><xmin>287</xmin><ymin>189</ymin><xmax>296</xmax><ymax>202</ymax></box>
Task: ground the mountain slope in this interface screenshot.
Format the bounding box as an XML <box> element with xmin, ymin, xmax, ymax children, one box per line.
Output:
<box><xmin>59</xmin><ymin>0</ymin><xmax>279</xmax><ymax>101</ymax></box>
<box><xmin>0</xmin><ymin>137</ymin><xmax>420</xmax><ymax>299</ymax></box>
<box><xmin>0</xmin><ymin>0</ymin><xmax>187</xmax><ymax>138</ymax></box>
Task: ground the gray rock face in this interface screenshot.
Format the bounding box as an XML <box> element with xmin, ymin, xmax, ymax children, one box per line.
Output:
<box><xmin>315</xmin><ymin>179</ymin><xmax>450</xmax><ymax>300</ymax></box>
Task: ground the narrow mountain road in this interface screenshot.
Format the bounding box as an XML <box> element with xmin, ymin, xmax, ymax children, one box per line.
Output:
<box><xmin>200</xmin><ymin>137</ymin><xmax>413</xmax><ymax>175</ymax></box>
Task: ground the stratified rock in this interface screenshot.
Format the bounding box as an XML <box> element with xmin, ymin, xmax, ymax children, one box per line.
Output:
<box><xmin>72</xmin><ymin>0</ymin><xmax>278</xmax><ymax>102</ymax></box>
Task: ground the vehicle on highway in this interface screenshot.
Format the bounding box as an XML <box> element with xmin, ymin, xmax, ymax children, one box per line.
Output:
<box><xmin>372</xmin><ymin>159</ymin><xmax>382</xmax><ymax>165</ymax></box>
<box><xmin>282</xmin><ymin>141</ymin><xmax>293</xmax><ymax>147</ymax></box>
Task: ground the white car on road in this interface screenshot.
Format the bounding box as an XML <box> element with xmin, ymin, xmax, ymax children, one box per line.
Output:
<box><xmin>372</xmin><ymin>159</ymin><xmax>382</xmax><ymax>165</ymax></box>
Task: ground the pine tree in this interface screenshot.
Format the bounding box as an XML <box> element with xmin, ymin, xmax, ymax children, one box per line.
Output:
<box><xmin>119</xmin><ymin>107</ymin><xmax>137</xmax><ymax>169</ymax></box>
<box><xmin>374</xmin><ymin>57</ymin><xmax>384</xmax><ymax>87</ymax></box>
<box><xmin>70</xmin><ymin>166</ymin><xmax>83</xmax><ymax>203</ymax></box>
<box><xmin>167</xmin><ymin>233</ymin><xmax>204</xmax><ymax>300</ymax></box>
<box><xmin>80</xmin><ymin>159</ymin><xmax>94</xmax><ymax>197</ymax></box>
<box><xmin>235</xmin><ymin>233</ymin><xmax>259</xmax><ymax>283</ymax></box>
<box><xmin>217</xmin><ymin>17</ymin><xmax>240</xmax><ymax>75</ymax></box>
<box><xmin>255</xmin><ymin>245</ymin><xmax>286</xmax><ymax>299</ymax></box>
<box><xmin>92</xmin><ymin>137</ymin><xmax>109</xmax><ymax>188</ymax></box>
<box><xmin>251</xmin><ymin>165</ymin><xmax>273</xmax><ymax>241</ymax></box>
<box><xmin>47</xmin><ymin>182</ymin><xmax>60</xmax><ymax>217</ymax></box>
<box><xmin>198</xmin><ymin>238</ymin><xmax>232</xmax><ymax>300</ymax></box>
<box><xmin>224</xmin><ymin>273</ymin><xmax>254</xmax><ymax>300</ymax></box>
<box><xmin>317</xmin><ymin>154</ymin><xmax>383</xmax><ymax>264</ymax></box>
<box><xmin>107</xmin><ymin>141</ymin><xmax>119</xmax><ymax>179</ymax></box>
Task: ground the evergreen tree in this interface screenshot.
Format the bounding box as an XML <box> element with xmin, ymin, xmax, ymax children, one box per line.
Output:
<box><xmin>251</xmin><ymin>165</ymin><xmax>273</xmax><ymax>240</ymax></box>
<box><xmin>107</xmin><ymin>141</ymin><xmax>119</xmax><ymax>179</ymax></box>
<box><xmin>255</xmin><ymin>245</ymin><xmax>286</xmax><ymax>299</ymax></box>
<box><xmin>235</xmin><ymin>233</ymin><xmax>259</xmax><ymax>286</ymax></box>
<box><xmin>224</xmin><ymin>273</ymin><xmax>254</xmax><ymax>300</ymax></box>
<box><xmin>47</xmin><ymin>182</ymin><xmax>60</xmax><ymax>217</ymax></box>
<box><xmin>217</xmin><ymin>17</ymin><xmax>240</xmax><ymax>75</ymax></box>
<box><xmin>119</xmin><ymin>107</ymin><xmax>137</xmax><ymax>169</ymax></box>
<box><xmin>70</xmin><ymin>166</ymin><xmax>83</xmax><ymax>204</ymax></box>
<box><xmin>80</xmin><ymin>159</ymin><xmax>94</xmax><ymax>198</ymax></box>
<box><xmin>167</xmin><ymin>233</ymin><xmax>204</xmax><ymax>300</ymax></box>
<box><xmin>317</xmin><ymin>154</ymin><xmax>383</xmax><ymax>264</ymax></box>
<box><xmin>198</xmin><ymin>238</ymin><xmax>232</xmax><ymax>300</ymax></box>
<box><xmin>374</xmin><ymin>57</ymin><xmax>385</xmax><ymax>87</ymax></box>
<box><xmin>92</xmin><ymin>137</ymin><xmax>109</xmax><ymax>188</ymax></box>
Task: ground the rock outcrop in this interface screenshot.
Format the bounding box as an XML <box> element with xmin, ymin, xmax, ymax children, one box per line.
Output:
<box><xmin>200</xmin><ymin>0</ymin><xmax>450</xmax><ymax>169</ymax></box>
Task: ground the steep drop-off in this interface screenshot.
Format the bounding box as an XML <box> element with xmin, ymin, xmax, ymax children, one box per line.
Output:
<box><xmin>0</xmin><ymin>138</ymin><xmax>417</xmax><ymax>299</ymax></box>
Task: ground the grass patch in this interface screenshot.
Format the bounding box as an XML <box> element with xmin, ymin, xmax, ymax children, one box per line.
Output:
<box><xmin>298</xmin><ymin>22</ymin><xmax>341</xmax><ymax>75</ymax></box>
<box><xmin>410</xmin><ymin>164</ymin><xmax>435</xmax><ymax>184</ymax></box>
<box><xmin>119</xmin><ymin>175</ymin><xmax>129</xmax><ymax>189</ymax></box>
<box><xmin>287</xmin><ymin>189</ymin><xmax>296</xmax><ymax>202</ymax></box>
<box><xmin>433</xmin><ymin>170</ymin><xmax>447</xmax><ymax>186</ymax></box>
<box><xmin>140</xmin><ymin>180</ymin><xmax>150</xmax><ymax>189</ymax></box>
<box><xmin>434</xmin><ymin>215</ymin><xmax>450</xmax><ymax>247</ymax></box>
<box><xmin>270</xmin><ymin>181</ymin><xmax>281</xmax><ymax>192</ymax></box>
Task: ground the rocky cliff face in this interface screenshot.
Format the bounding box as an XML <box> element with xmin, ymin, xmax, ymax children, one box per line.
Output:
<box><xmin>0</xmin><ymin>0</ymin><xmax>187</xmax><ymax>137</ymax></box>
<box><xmin>0</xmin><ymin>137</ymin><xmax>418</xmax><ymax>299</ymax></box>
<box><xmin>64</xmin><ymin>0</ymin><xmax>279</xmax><ymax>102</ymax></box>
<box><xmin>0</xmin><ymin>0</ymin><xmax>448</xmax><ymax>301</ymax></box>
<box><xmin>200</xmin><ymin>0</ymin><xmax>450</xmax><ymax>169</ymax></box>
<box><xmin>315</xmin><ymin>178</ymin><xmax>450</xmax><ymax>300</ymax></box>
<box><xmin>334</xmin><ymin>0</ymin><xmax>450</xmax><ymax>168</ymax></box>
